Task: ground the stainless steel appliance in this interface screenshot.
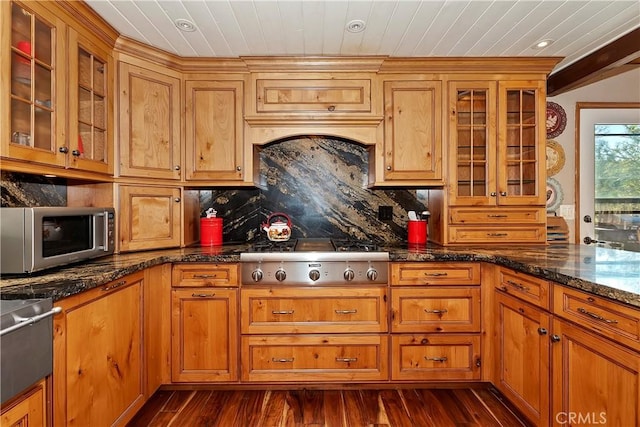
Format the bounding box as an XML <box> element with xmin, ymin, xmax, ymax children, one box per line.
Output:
<box><xmin>1</xmin><ymin>207</ymin><xmax>115</xmax><ymax>274</ymax></box>
<box><xmin>1</xmin><ymin>298</ymin><xmax>60</xmax><ymax>404</ymax></box>
<box><xmin>240</xmin><ymin>238</ymin><xmax>389</xmax><ymax>285</ymax></box>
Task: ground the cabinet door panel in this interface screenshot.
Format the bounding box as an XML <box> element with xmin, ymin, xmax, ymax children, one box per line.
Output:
<box><xmin>118</xmin><ymin>185</ymin><xmax>181</xmax><ymax>251</ymax></box>
<box><xmin>118</xmin><ymin>63</ymin><xmax>181</xmax><ymax>179</ymax></box>
<box><xmin>171</xmin><ymin>289</ymin><xmax>238</xmax><ymax>382</ymax></box>
<box><xmin>552</xmin><ymin>319</ymin><xmax>640</xmax><ymax>427</ymax></box>
<box><xmin>383</xmin><ymin>80</ymin><xmax>442</xmax><ymax>181</ymax></box>
<box><xmin>185</xmin><ymin>80</ymin><xmax>244</xmax><ymax>181</ymax></box>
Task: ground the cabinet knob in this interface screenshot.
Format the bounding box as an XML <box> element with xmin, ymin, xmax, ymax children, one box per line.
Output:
<box><xmin>236</xmin><ymin>166</ymin><xmax>242</xmax><ymax>171</ymax></box>
<box><xmin>174</xmin><ymin>165</ymin><xmax>181</xmax><ymax>171</ymax></box>
<box><xmin>500</xmin><ymin>191</ymin><xmax>507</xmax><ymax>197</ymax></box>
<box><xmin>490</xmin><ymin>192</ymin><xmax>497</xmax><ymax>197</ymax></box>
<box><xmin>386</xmin><ymin>166</ymin><xmax>392</xmax><ymax>171</ymax></box>
<box><xmin>71</xmin><ymin>150</ymin><xmax>81</xmax><ymax>157</ymax></box>
<box><xmin>174</xmin><ymin>197</ymin><xmax>181</xmax><ymax>203</ymax></box>
<box><xmin>59</xmin><ymin>146</ymin><xmax>69</xmax><ymax>154</ymax></box>
<box><xmin>328</xmin><ymin>105</ymin><xmax>336</xmax><ymax>112</ymax></box>
<box><xmin>550</xmin><ymin>334</ymin><xmax>561</xmax><ymax>343</ymax></box>
<box><xmin>537</xmin><ymin>327</ymin><xmax>548</xmax><ymax>335</ymax></box>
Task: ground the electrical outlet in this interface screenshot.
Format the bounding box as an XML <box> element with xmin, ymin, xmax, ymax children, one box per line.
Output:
<box><xmin>378</xmin><ymin>206</ymin><xmax>393</xmax><ymax>221</ymax></box>
<box><xmin>559</xmin><ymin>204</ymin><xmax>575</xmax><ymax>220</ymax></box>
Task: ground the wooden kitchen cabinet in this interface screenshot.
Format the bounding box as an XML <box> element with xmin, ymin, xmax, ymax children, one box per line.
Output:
<box><xmin>0</xmin><ymin>379</ymin><xmax>47</xmax><ymax>427</ymax></box>
<box><xmin>171</xmin><ymin>264</ymin><xmax>239</xmax><ymax>383</ymax></box>
<box><xmin>118</xmin><ymin>61</ymin><xmax>182</xmax><ymax>180</ymax></box>
<box><xmin>381</xmin><ymin>79</ymin><xmax>443</xmax><ymax>183</ymax></box>
<box><xmin>494</xmin><ymin>290</ymin><xmax>551</xmax><ymax>426</ymax></box>
<box><xmin>551</xmin><ymin>318</ymin><xmax>640</xmax><ymax>427</ymax></box>
<box><xmin>53</xmin><ymin>271</ymin><xmax>145</xmax><ymax>427</ymax></box>
<box><xmin>117</xmin><ymin>184</ymin><xmax>183</xmax><ymax>251</ymax></box>
<box><xmin>2</xmin><ymin>1</ymin><xmax>115</xmax><ymax>177</ymax></box>
<box><xmin>429</xmin><ymin>78</ymin><xmax>548</xmax><ymax>245</ymax></box>
<box><xmin>184</xmin><ymin>78</ymin><xmax>245</xmax><ymax>182</ymax></box>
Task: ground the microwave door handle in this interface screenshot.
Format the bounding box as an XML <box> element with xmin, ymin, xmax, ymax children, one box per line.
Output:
<box><xmin>95</xmin><ymin>212</ymin><xmax>110</xmax><ymax>252</ymax></box>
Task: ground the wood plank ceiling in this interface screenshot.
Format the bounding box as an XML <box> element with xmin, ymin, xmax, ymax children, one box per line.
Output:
<box><xmin>84</xmin><ymin>0</ymin><xmax>640</xmax><ymax>95</ymax></box>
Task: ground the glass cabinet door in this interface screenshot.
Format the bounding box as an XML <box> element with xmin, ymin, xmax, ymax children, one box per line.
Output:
<box><xmin>449</xmin><ymin>81</ymin><xmax>497</xmax><ymax>205</ymax></box>
<box><xmin>8</xmin><ymin>2</ymin><xmax>61</xmax><ymax>163</ymax></box>
<box><xmin>68</xmin><ymin>28</ymin><xmax>112</xmax><ymax>174</ymax></box>
<box><xmin>498</xmin><ymin>81</ymin><xmax>546</xmax><ymax>206</ymax></box>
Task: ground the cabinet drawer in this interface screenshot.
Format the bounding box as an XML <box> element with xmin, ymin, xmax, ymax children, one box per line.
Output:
<box><xmin>449</xmin><ymin>207</ymin><xmax>544</xmax><ymax>224</ymax></box>
<box><xmin>172</xmin><ymin>264</ymin><xmax>239</xmax><ymax>287</ymax></box>
<box><xmin>241</xmin><ymin>287</ymin><xmax>387</xmax><ymax>334</ymax></box>
<box><xmin>448</xmin><ymin>226</ymin><xmax>546</xmax><ymax>244</ymax></box>
<box><xmin>553</xmin><ymin>286</ymin><xmax>640</xmax><ymax>351</ymax></box>
<box><xmin>241</xmin><ymin>335</ymin><xmax>388</xmax><ymax>382</ymax></box>
<box><xmin>391</xmin><ymin>335</ymin><xmax>480</xmax><ymax>381</ymax></box>
<box><xmin>391</xmin><ymin>288</ymin><xmax>480</xmax><ymax>333</ymax></box>
<box><xmin>255</xmin><ymin>77</ymin><xmax>372</xmax><ymax>114</ymax></box>
<box><xmin>391</xmin><ymin>263</ymin><xmax>480</xmax><ymax>286</ymax></box>
<box><xmin>496</xmin><ymin>267</ymin><xmax>550</xmax><ymax>309</ymax></box>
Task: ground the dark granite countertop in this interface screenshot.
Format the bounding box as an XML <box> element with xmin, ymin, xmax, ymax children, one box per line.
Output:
<box><xmin>1</xmin><ymin>243</ymin><xmax>639</xmax><ymax>308</ymax></box>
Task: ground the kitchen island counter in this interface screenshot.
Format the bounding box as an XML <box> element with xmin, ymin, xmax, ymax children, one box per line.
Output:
<box><xmin>1</xmin><ymin>243</ymin><xmax>639</xmax><ymax>307</ymax></box>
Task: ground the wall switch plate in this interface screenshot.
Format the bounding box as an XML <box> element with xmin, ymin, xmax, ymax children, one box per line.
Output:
<box><xmin>559</xmin><ymin>204</ymin><xmax>575</xmax><ymax>220</ymax></box>
<box><xmin>378</xmin><ymin>206</ymin><xmax>393</xmax><ymax>221</ymax></box>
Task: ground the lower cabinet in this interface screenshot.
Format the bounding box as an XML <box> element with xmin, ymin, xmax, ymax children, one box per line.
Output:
<box><xmin>0</xmin><ymin>379</ymin><xmax>47</xmax><ymax>427</ymax></box>
<box><xmin>494</xmin><ymin>290</ymin><xmax>551</xmax><ymax>426</ymax></box>
<box><xmin>171</xmin><ymin>264</ymin><xmax>239</xmax><ymax>383</ymax></box>
<box><xmin>551</xmin><ymin>318</ymin><xmax>640</xmax><ymax>427</ymax></box>
<box><xmin>53</xmin><ymin>271</ymin><xmax>145</xmax><ymax>427</ymax></box>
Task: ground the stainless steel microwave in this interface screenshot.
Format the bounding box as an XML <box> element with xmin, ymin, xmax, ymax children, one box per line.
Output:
<box><xmin>1</xmin><ymin>207</ymin><xmax>115</xmax><ymax>274</ymax></box>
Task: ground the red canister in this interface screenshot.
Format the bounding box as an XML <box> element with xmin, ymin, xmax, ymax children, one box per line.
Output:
<box><xmin>200</xmin><ymin>217</ymin><xmax>223</xmax><ymax>246</ymax></box>
<box><xmin>407</xmin><ymin>220</ymin><xmax>427</xmax><ymax>245</ymax></box>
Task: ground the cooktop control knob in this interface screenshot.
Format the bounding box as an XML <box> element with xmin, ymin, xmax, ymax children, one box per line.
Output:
<box><xmin>309</xmin><ymin>269</ymin><xmax>321</xmax><ymax>281</ymax></box>
<box><xmin>343</xmin><ymin>268</ymin><xmax>355</xmax><ymax>281</ymax></box>
<box><xmin>366</xmin><ymin>268</ymin><xmax>378</xmax><ymax>281</ymax></box>
<box><xmin>251</xmin><ymin>269</ymin><xmax>263</xmax><ymax>282</ymax></box>
<box><xmin>275</xmin><ymin>268</ymin><xmax>286</xmax><ymax>282</ymax></box>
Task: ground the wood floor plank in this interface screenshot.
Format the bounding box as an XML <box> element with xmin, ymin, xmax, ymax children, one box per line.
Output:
<box><xmin>126</xmin><ymin>390</ymin><xmax>173</xmax><ymax>426</ymax></box>
<box><xmin>451</xmin><ymin>388</ymin><xmax>507</xmax><ymax>427</ymax></box>
<box><xmin>322</xmin><ymin>390</ymin><xmax>345</xmax><ymax>427</ymax></box>
<box><xmin>471</xmin><ymin>388</ymin><xmax>530</xmax><ymax>427</ymax></box>
<box><xmin>378</xmin><ymin>390</ymin><xmax>412</xmax><ymax>427</ymax></box>
<box><xmin>168</xmin><ymin>390</ymin><xmax>212</xmax><ymax>426</ymax></box>
<box><xmin>413</xmin><ymin>389</ymin><xmax>457</xmax><ymax>427</ymax></box>
<box><xmin>194</xmin><ymin>389</ymin><xmax>233</xmax><ymax>426</ymax></box>
<box><xmin>259</xmin><ymin>390</ymin><xmax>289</xmax><ymax>427</ymax></box>
<box><xmin>214</xmin><ymin>390</ymin><xmax>260</xmax><ymax>426</ymax></box>
<box><xmin>162</xmin><ymin>390</ymin><xmax>195</xmax><ymax>412</ymax></box>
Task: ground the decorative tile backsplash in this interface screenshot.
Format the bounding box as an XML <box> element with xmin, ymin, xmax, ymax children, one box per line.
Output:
<box><xmin>2</xmin><ymin>137</ymin><xmax>429</xmax><ymax>244</ymax></box>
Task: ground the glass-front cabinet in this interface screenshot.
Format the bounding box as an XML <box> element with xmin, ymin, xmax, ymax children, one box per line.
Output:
<box><xmin>3</xmin><ymin>1</ymin><xmax>64</xmax><ymax>166</ymax></box>
<box><xmin>449</xmin><ymin>80</ymin><xmax>545</xmax><ymax>207</ymax></box>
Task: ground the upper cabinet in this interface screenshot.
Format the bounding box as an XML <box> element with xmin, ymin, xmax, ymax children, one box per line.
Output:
<box><xmin>118</xmin><ymin>61</ymin><xmax>182</xmax><ymax>180</ymax></box>
<box><xmin>1</xmin><ymin>1</ymin><xmax>115</xmax><ymax>177</ymax></box>
<box><xmin>381</xmin><ymin>79</ymin><xmax>443</xmax><ymax>183</ymax></box>
<box><xmin>2</xmin><ymin>1</ymin><xmax>65</xmax><ymax>167</ymax></box>
<box><xmin>184</xmin><ymin>77</ymin><xmax>245</xmax><ymax>182</ymax></box>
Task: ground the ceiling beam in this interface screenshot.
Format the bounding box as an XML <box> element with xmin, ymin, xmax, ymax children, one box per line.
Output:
<box><xmin>547</xmin><ymin>27</ymin><xmax>640</xmax><ymax>96</ymax></box>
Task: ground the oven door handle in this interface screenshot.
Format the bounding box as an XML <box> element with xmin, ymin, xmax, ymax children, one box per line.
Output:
<box><xmin>0</xmin><ymin>306</ymin><xmax>62</xmax><ymax>337</ymax></box>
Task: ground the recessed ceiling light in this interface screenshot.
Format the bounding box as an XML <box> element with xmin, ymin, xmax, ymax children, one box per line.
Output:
<box><xmin>346</xmin><ymin>19</ymin><xmax>366</xmax><ymax>33</ymax></box>
<box><xmin>175</xmin><ymin>18</ymin><xmax>196</xmax><ymax>32</ymax></box>
<box><xmin>533</xmin><ymin>39</ymin><xmax>554</xmax><ymax>49</ymax></box>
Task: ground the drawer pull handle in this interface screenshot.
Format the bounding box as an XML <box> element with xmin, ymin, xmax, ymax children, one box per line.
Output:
<box><xmin>424</xmin><ymin>356</ymin><xmax>448</xmax><ymax>363</ymax></box>
<box><xmin>577</xmin><ymin>307</ymin><xmax>618</xmax><ymax>324</ymax></box>
<box><xmin>102</xmin><ymin>280</ymin><xmax>126</xmax><ymax>291</ymax></box>
<box><xmin>424</xmin><ymin>309</ymin><xmax>448</xmax><ymax>314</ymax></box>
<box><xmin>487</xmin><ymin>214</ymin><xmax>507</xmax><ymax>218</ymax></box>
<box><xmin>272</xmin><ymin>358</ymin><xmax>294</xmax><ymax>363</ymax></box>
<box><xmin>424</xmin><ymin>272</ymin><xmax>448</xmax><ymax>277</ymax></box>
<box><xmin>487</xmin><ymin>233</ymin><xmax>508</xmax><ymax>237</ymax></box>
<box><xmin>271</xmin><ymin>310</ymin><xmax>294</xmax><ymax>315</ymax></box>
<box><xmin>192</xmin><ymin>293</ymin><xmax>215</xmax><ymax>298</ymax></box>
<box><xmin>506</xmin><ymin>280</ymin><xmax>530</xmax><ymax>292</ymax></box>
<box><xmin>194</xmin><ymin>274</ymin><xmax>217</xmax><ymax>279</ymax></box>
<box><xmin>335</xmin><ymin>309</ymin><xmax>358</xmax><ymax>314</ymax></box>
<box><xmin>336</xmin><ymin>357</ymin><xmax>357</xmax><ymax>363</ymax></box>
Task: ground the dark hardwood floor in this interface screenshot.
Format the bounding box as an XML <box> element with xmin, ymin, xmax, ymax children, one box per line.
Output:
<box><xmin>127</xmin><ymin>387</ymin><xmax>530</xmax><ymax>427</ymax></box>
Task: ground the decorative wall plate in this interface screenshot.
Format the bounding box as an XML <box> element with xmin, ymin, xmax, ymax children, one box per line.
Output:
<box><xmin>546</xmin><ymin>177</ymin><xmax>564</xmax><ymax>213</ymax></box>
<box><xmin>546</xmin><ymin>102</ymin><xmax>567</xmax><ymax>138</ymax></box>
<box><xmin>546</xmin><ymin>139</ymin><xmax>566</xmax><ymax>176</ymax></box>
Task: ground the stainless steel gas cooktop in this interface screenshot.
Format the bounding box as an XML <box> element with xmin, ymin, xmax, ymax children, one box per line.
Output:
<box><xmin>240</xmin><ymin>238</ymin><xmax>389</xmax><ymax>286</ymax></box>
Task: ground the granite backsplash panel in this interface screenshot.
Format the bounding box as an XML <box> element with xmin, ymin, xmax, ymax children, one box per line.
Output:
<box><xmin>2</xmin><ymin>137</ymin><xmax>429</xmax><ymax>244</ymax></box>
<box><xmin>200</xmin><ymin>136</ymin><xmax>429</xmax><ymax>244</ymax></box>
